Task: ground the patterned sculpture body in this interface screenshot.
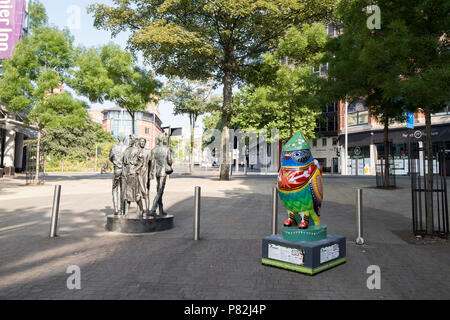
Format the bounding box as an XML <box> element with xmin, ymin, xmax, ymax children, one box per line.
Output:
<box><xmin>277</xmin><ymin>131</ymin><xmax>323</xmax><ymax>232</ymax></box>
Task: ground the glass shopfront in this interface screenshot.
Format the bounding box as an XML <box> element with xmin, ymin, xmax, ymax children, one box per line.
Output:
<box><xmin>348</xmin><ymin>146</ymin><xmax>371</xmax><ymax>175</ymax></box>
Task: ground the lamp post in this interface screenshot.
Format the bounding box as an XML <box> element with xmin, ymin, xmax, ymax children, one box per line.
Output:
<box><xmin>344</xmin><ymin>98</ymin><xmax>349</xmax><ymax>175</ymax></box>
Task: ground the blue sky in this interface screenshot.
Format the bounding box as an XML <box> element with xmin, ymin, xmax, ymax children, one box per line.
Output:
<box><xmin>41</xmin><ymin>0</ymin><xmax>193</xmax><ymax>133</ymax></box>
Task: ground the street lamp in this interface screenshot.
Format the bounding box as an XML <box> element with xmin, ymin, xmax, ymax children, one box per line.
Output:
<box><xmin>344</xmin><ymin>98</ymin><xmax>349</xmax><ymax>175</ymax></box>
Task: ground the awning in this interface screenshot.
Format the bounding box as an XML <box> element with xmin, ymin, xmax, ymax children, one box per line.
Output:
<box><xmin>0</xmin><ymin>119</ymin><xmax>38</xmax><ymax>139</ymax></box>
<box><xmin>339</xmin><ymin>124</ymin><xmax>450</xmax><ymax>147</ymax></box>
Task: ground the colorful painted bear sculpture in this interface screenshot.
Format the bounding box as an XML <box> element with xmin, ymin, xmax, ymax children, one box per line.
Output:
<box><xmin>277</xmin><ymin>131</ymin><xmax>323</xmax><ymax>230</ymax></box>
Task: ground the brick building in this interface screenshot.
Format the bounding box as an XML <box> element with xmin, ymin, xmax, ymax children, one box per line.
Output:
<box><xmin>99</xmin><ymin>101</ymin><xmax>164</xmax><ymax>148</ymax></box>
<box><xmin>337</xmin><ymin>101</ymin><xmax>450</xmax><ymax>176</ymax></box>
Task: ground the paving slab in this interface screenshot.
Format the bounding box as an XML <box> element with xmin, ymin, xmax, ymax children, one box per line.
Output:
<box><xmin>0</xmin><ymin>173</ymin><xmax>448</xmax><ymax>299</ymax></box>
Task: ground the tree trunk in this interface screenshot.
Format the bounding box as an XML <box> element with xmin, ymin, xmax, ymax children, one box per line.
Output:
<box><xmin>425</xmin><ymin>106</ymin><xmax>434</xmax><ymax>236</ymax></box>
<box><xmin>220</xmin><ymin>69</ymin><xmax>233</xmax><ymax>181</ymax></box>
<box><xmin>189</xmin><ymin>123</ymin><xmax>194</xmax><ymax>174</ymax></box>
<box><xmin>288</xmin><ymin>100</ymin><xmax>293</xmax><ymax>138</ymax></box>
<box><xmin>131</xmin><ymin>112</ymin><xmax>135</xmax><ymax>135</ymax></box>
<box><xmin>34</xmin><ymin>129</ymin><xmax>41</xmax><ymax>185</ymax></box>
<box><xmin>383</xmin><ymin>115</ymin><xmax>390</xmax><ymax>188</ymax></box>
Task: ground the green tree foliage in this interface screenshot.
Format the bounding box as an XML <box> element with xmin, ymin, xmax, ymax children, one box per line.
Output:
<box><xmin>324</xmin><ymin>0</ymin><xmax>410</xmax><ymax>187</ymax></box>
<box><xmin>70</xmin><ymin>43</ymin><xmax>161</xmax><ymax>134</ymax></box>
<box><xmin>325</xmin><ymin>0</ymin><xmax>449</xmax><ymax>231</ymax></box>
<box><xmin>29</xmin><ymin>0</ymin><xmax>49</xmax><ymax>30</ymax></box>
<box><xmin>88</xmin><ymin>0</ymin><xmax>335</xmax><ymax>180</ymax></box>
<box><xmin>371</xmin><ymin>0</ymin><xmax>448</xmax><ymax>233</ymax></box>
<box><xmin>163</xmin><ymin>80</ymin><xmax>218</xmax><ymax>173</ymax></box>
<box><xmin>0</xmin><ymin>23</ymin><xmax>87</xmax><ymax>183</ymax></box>
<box><xmin>232</xmin><ymin>24</ymin><xmax>328</xmax><ymax>142</ymax></box>
<box><xmin>41</xmin><ymin>120</ymin><xmax>115</xmax><ymax>162</ymax></box>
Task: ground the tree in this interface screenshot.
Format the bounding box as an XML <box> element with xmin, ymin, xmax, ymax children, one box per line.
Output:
<box><xmin>323</xmin><ymin>0</ymin><xmax>408</xmax><ymax>187</ymax></box>
<box><xmin>0</xmin><ymin>25</ymin><xmax>87</xmax><ymax>183</ymax></box>
<box><xmin>29</xmin><ymin>0</ymin><xmax>48</xmax><ymax>30</ymax></box>
<box><xmin>326</xmin><ymin>0</ymin><xmax>449</xmax><ymax>232</ymax></box>
<box><xmin>233</xmin><ymin>24</ymin><xmax>328</xmax><ymax>142</ymax></box>
<box><xmin>163</xmin><ymin>80</ymin><xmax>216</xmax><ymax>173</ymax></box>
<box><xmin>70</xmin><ymin>43</ymin><xmax>161</xmax><ymax>134</ymax></box>
<box><xmin>88</xmin><ymin>0</ymin><xmax>335</xmax><ymax>180</ymax></box>
<box><xmin>41</xmin><ymin>120</ymin><xmax>115</xmax><ymax>162</ymax></box>
<box><xmin>375</xmin><ymin>0</ymin><xmax>448</xmax><ymax>234</ymax></box>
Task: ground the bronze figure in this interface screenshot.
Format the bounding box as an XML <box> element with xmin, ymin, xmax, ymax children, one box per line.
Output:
<box><xmin>149</xmin><ymin>133</ymin><xmax>173</xmax><ymax>216</ymax></box>
<box><xmin>122</xmin><ymin>135</ymin><xmax>145</xmax><ymax>216</ymax></box>
<box><xmin>109</xmin><ymin>135</ymin><xmax>127</xmax><ymax>215</ymax></box>
<box><xmin>137</xmin><ymin>138</ymin><xmax>152</xmax><ymax>214</ymax></box>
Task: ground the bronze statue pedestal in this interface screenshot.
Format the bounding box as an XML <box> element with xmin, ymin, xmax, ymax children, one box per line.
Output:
<box><xmin>105</xmin><ymin>215</ymin><xmax>174</xmax><ymax>234</ymax></box>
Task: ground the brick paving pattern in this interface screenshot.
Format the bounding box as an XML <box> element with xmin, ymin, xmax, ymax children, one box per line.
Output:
<box><xmin>0</xmin><ymin>173</ymin><xmax>449</xmax><ymax>299</ymax></box>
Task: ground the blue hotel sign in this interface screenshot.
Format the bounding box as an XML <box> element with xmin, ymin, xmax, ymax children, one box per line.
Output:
<box><xmin>406</xmin><ymin>112</ymin><xmax>414</xmax><ymax>129</ymax></box>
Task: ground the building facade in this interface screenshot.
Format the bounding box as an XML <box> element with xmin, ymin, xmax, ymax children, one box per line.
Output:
<box><xmin>338</xmin><ymin>101</ymin><xmax>450</xmax><ymax>176</ymax></box>
<box><xmin>309</xmin><ymin>102</ymin><xmax>339</xmax><ymax>173</ymax></box>
<box><xmin>309</xmin><ymin>23</ymin><xmax>450</xmax><ymax>176</ymax></box>
<box><xmin>99</xmin><ymin>102</ymin><xmax>164</xmax><ymax>148</ymax></box>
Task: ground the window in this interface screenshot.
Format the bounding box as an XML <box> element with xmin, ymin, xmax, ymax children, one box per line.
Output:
<box><xmin>142</xmin><ymin>113</ymin><xmax>154</xmax><ymax>121</ymax></box>
<box><xmin>327</xmin><ymin>117</ymin><xmax>337</xmax><ymax>132</ymax></box>
<box><xmin>348</xmin><ymin>100</ymin><xmax>369</xmax><ymax>126</ymax></box>
<box><xmin>332</xmin><ymin>138</ymin><xmax>337</xmax><ymax>146</ymax></box>
<box><xmin>145</xmin><ymin>128</ymin><xmax>150</xmax><ymax>134</ymax></box>
<box><xmin>313</xmin><ymin>64</ymin><xmax>328</xmax><ymax>73</ymax></box>
<box><xmin>322</xmin><ymin>138</ymin><xmax>327</xmax><ymax>146</ymax></box>
<box><xmin>325</xmin><ymin>103</ymin><xmax>337</xmax><ymax>113</ymax></box>
<box><xmin>110</xmin><ymin>119</ymin><xmax>139</xmax><ymax>138</ymax></box>
<box><xmin>313</xmin><ymin>139</ymin><xmax>317</xmax><ymax>147</ymax></box>
<box><xmin>327</xmin><ymin>23</ymin><xmax>340</xmax><ymax>37</ymax></box>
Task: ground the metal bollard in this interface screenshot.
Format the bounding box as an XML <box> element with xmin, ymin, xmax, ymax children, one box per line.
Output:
<box><xmin>271</xmin><ymin>186</ymin><xmax>278</xmax><ymax>235</ymax></box>
<box><xmin>193</xmin><ymin>186</ymin><xmax>201</xmax><ymax>240</ymax></box>
<box><xmin>49</xmin><ymin>185</ymin><xmax>62</xmax><ymax>238</ymax></box>
<box><xmin>356</xmin><ymin>188</ymin><xmax>364</xmax><ymax>245</ymax></box>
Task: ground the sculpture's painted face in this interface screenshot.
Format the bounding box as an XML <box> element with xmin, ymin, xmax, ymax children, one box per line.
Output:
<box><xmin>281</xmin><ymin>149</ymin><xmax>313</xmax><ymax>167</ymax></box>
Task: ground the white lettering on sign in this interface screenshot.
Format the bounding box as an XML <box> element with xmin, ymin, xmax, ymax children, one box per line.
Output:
<box><xmin>0</xmin><ymin>0</ymin><xmax>13</xmax><ymax>52</ymax></box>
<box><xmin>268</xmin><ymin>243</ymin><xmax>304</xmax><ymax>265</ymax></box>
<box><xmin>320</xmin><ymin>244</ymin><xmax>339</xmax><ymax>263</ymax></box>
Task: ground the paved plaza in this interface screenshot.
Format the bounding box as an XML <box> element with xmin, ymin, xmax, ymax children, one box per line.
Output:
<box><xmin>0</xmin><ymin>172</ymin><xmax>449</xmax><ymax>300</ymax></box>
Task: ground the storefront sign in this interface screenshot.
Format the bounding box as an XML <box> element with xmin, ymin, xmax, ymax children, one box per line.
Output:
<box><xmin>0</xmin><ymin>0</ymin><xmax>26</xmax><ymax>59</ymax></box>
<box><xmin>406</xmin><ymin>112</ymin><xmax>414</xmax><ymax>129</ymax></box>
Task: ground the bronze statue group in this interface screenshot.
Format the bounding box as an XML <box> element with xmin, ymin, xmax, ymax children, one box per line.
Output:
<box><xmin>109</xmin><ymin>133</ymin><xmax>173</xmax><ymax>217</ymax></box>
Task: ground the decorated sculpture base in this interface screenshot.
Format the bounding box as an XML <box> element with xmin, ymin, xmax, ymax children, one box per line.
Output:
<box><xmin>261</xmin><ymin>233</ymin><xmax>346</xmax><ymax>275</ymax></box>
<box><xmin>105</xmin><ymin>214</ymin><xmax>174</xmax><ymax>234</ymax></box>
<box><xmin>282</xmin><ymin>224</ymin><xmax>327</xmax><ymax>242</ymax></box>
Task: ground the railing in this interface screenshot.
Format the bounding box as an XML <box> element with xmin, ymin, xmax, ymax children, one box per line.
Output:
<box><xmin>411</xmin><ymin>143</ymin><xmax>448</xmax><ymax>238</ymax></box>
